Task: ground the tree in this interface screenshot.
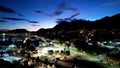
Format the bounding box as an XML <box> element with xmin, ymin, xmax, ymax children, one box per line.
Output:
<box><xmin>48</xmin><ymin>50</ymin><xmax>53</xmax><ymax>55</ymax></box>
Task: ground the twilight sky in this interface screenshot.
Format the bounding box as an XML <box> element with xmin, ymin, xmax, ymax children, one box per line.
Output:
<box><xmin>0</xmin><ymin>0</ymin><xmax>120</xmax><ymax>31</ymax></box>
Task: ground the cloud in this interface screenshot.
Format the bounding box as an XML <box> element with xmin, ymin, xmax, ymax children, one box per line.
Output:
<box><xmin>1</xmin><ymin>17</ymin><xmax>40</xmax><ymax>24</ymax></box>
<box><xmin>35</xmin><ymin>10</ymin><xmax>47</xmax><ymax>16</ymax></box>
<box><xmin>17</xmin><ymin>13</ymin><xmax>24</xmax><ymax>17</ymax></box>
<box><xmin>101</xmin><ymin>0</ymin><xmax>120</xmax><ymax>7</ymax></box>
<box><xmin>0</xmin><ymin>5</ymin><xmax>24</xmax><ymax>16</ymax></box>
<box><xmin>46</xmin><ymin>11</ymin><xmax>64</xmax><ymax>17</ymax></box>
<box><xmin>29</xmin><ymin>21</ymin><xmax>39</xmax><ymax>23</ymax></box>
<box><xmin>35</xmin><ymin>10</ymin><xmax>43</xmax><ymax>14</ymax></box>
<box><xmin>0</xmin><ymin>5</ymin><xmax>16</xmax><ymax>13</ymax></box>
<box><xmin>53</xmin><ymin>11</ymin><xmax>63</xmax><ymax>16</ymax></box>
<box><xmin>69</xmin><ymin>13</ymin><xmax>80</xmax><ymax>19</ymax></box>
<box><xmin>57</xmin><ymin>2</ymin><xmax>67</xmax><ymax>10</ymax></box>
<box><xmin>35</xmin><ymin>10</ymin><xmax>64</xmax><ymax>17</ymax></box>
<box><xmin>31</xmin><ymin>24</ymin><xmax>40</xmax><ymax>26</ymax></box>
<box><xmin>56</xmin><ymin>13</ymin><xmax>80</xmax><ymax>24</ymax></box>
<box><xmin>64</xmin><ymin>7</ymin><xmax>78</xmax><ymax>12</ymax></box>
<box><xmin>57</xmin><ymin>2</ymin><xmax>78</xmax><ymax>12</ymax></box>
<box><xmin>64</xmin><ymin>13</ymin><xmax>80</xmax><ymax>20</ymax></box>
<box><xmin>2</xmin><ymin>17</ymin><xmax>27</xmax><ymax>21</ymax></box>
<box><xmin>0</xmin><ymin>19</ymin><xmax>7</xmax><ymax>22</ymax></box>
<box><xmin>35</xmin><ymin>2</ymin><xmax>78</xmax><ymax>17</ymax></box>
<box><xmin>35</xmin><ymin>10</ymin><xmax>47</xmax><ymax>15</ymax></box>
<box><xmin>35</xmin><ymin>2</ymin><xmax>65</xmax><ymax>16</ymax></box>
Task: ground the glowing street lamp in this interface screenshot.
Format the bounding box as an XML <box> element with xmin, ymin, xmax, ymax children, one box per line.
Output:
<box><xmin>2</xmin><ymin>33</ymin><xmax>6</xmax><ymax>42</ymax></box>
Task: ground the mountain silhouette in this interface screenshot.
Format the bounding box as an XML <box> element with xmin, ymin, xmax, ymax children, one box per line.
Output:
<box><xmin>37</xmin><ymin>13</ymin><xmax>120</xmax><ymax>33</ymax></box>
<box><xmin>94</xmin><ymin>13</ymin><xmax>120</xmax><ymax>29</ymax></box>
<box><xmin>0</xmin><ymin>13</ymin><xmax>120</xmax><ymax>33</ymax></box>
<box><xmin>0</xmin><ymin>29</ymin><xmax>10</xmax><ymax>33</ymax></box>
<box><xmin>8</xmin><ymin>29</ymin><xmax>29</xmax><ymax>33</ymax></box>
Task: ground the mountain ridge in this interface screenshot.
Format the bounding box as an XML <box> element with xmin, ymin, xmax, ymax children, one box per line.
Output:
<box><xmin>0</xmin><ymin>13</ymin><xmax>120</xmax><ymax>33</ymax></box>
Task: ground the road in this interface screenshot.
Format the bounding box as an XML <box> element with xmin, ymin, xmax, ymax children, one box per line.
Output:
<box><xmin>69</xmin><ymin>46</ymin><xmax>120</xmax><ymax>68</ymax></box>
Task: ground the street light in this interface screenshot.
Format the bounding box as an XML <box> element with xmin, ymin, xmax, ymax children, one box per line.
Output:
<box><xmin>2</xmin><ymin>33</ymin><xmax>6</xmax><ymax>42</ymax></box>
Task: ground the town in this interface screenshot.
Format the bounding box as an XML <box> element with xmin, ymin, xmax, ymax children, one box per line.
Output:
<box><xmin>0</xmin><ymin>26</ymin><xmax>120</xmax><ymax>68</ymax></box>
<box><xmin>0</xmin><ymin>0</ymin><xmax>120</xmax><ymax>68</ymax></box>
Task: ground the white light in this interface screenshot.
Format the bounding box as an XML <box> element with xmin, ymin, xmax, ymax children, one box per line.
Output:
<box><xmin>2</xmin><ymin>33</ymin><xmax>6</xmax><ymax>41</ymax></box>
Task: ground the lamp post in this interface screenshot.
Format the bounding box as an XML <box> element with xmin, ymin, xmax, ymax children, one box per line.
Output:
<box><xmin>2</xmin><ymin>33</ymin><xmax>5</xmax><ymax>42</ymax></box>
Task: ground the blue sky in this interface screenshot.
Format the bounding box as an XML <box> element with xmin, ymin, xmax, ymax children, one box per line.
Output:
<box><xmin>0</xmin><ymin>0</ymin><xmax>120</xmax><ymax>31</ymax></box>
